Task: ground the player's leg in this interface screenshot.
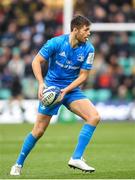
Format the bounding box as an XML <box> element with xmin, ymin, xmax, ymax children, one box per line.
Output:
<box><xmin>10</xmin><ymin>113</ymin><xmax>52</xmax><ymax>175</ymax></box>
<box><xmin>16</xmin><ymin>113</ymin><xmax>52</xmax><ymax>166</ymax></box>
<box><xmin>10</xmin><ymin>101</ymin><xmax>61</xmax><ymax>176</ymax></box>
<box><xmin>67</xmin><ymin>97</ymin><xmax>100</xmax><ymax>172</ymax></box>
<box><xmin>69</xmin><ymin>99</ymin><xmax>100</xmax><ymax>126</ymax></box>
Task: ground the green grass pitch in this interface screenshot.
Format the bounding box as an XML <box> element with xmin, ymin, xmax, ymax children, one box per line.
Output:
<box><xmin>0</xmin><ymin>121</ymin><xmax>135</xmax><ymax>179</ymax></box>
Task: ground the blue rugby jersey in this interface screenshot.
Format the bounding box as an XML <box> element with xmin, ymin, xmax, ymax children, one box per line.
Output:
<box><xmin>39</xmin><ymin>34</ymin><xmax>95</xmax><ymax>88</ymax></box>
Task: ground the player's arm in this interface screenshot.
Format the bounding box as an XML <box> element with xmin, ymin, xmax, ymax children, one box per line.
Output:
<box><xmin>61</xmin><ymin>69</ymin><xmax>90</xmax><ymax>98</ymax></box>
<box><xmin>32</xmin><ymin>37</ymin><xmax>58</xmax><ymax>100</ymax></box>
<box><xmin>32</xmin><ymin>54</ymin><xmax>47</xmax><ymax>100</ymax></box>
<box><xmin>61</xmin><ymin>46</ymin><xmax>95</xmax><ymax>99</ymax></box>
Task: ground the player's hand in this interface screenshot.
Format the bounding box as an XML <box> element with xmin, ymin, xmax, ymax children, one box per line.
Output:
<box><xmin>38</xmin><ymin>83</ymin><xmax>46</xmax><ymax>100</ymax></box>
<box><xmin>60</xmin><ymin>88</ymin><xmax>68</xmax><ymax>101</ymax></box>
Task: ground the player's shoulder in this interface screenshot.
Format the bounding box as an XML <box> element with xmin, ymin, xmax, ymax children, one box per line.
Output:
<box><xmin>51</xmin><ymin>34</ymin><xmax>68</xmax><ymax>44</ymax></box>
<box><xmin>45</xmin><ymin>34</ymin><xmax>68</xmax><ymax>50</ymax></box>
<box><xmin>83</xmin><ymin>41</ymin><xmax>95</xmax><ymax>53</ymax></box>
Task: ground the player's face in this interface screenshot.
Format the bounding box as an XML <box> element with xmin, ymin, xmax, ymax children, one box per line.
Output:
<box><xmin>76</xmin><ymin>25</ymin><xmax>91</xmax><ymax>43</ymax></box>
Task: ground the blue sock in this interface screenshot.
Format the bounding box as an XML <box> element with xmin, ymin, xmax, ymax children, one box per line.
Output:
<box><xmin>16</xmin><ymin>133</ymin><xmax>38</xmax><ymax>166</ymax></box>
<box><xmin>72</xmin><ymin>124</ymin><xmax>96</xmax><ymax>159</ymax></box>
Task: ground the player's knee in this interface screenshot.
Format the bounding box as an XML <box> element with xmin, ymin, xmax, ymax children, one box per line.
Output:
<box><xmin>93</xmin><ymin>112</ymin><xmax>101</xmax><ymax>124</ymax></box>
<box><xmin>32</xmin><ymin>127</ymin><xmax>45</xmax><ymax>138</ymax></box>
<box><xmin>86</xmin><ymin>111</ymin><xmax>100</xmax><ymax>125</ymax></box>
<box><xmin>37</xmin><ymin>129</ymin><xmax>45</xmax><ymax>138</ymax></box>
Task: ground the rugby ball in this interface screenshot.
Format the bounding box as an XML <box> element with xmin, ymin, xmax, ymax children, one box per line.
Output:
<box><xmin>41</xmin><ymin>86</ymin><xmax>61</xmax><ymax>107</ymax></box>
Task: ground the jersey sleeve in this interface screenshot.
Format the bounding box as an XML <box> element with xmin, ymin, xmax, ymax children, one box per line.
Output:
<box><xmin>81</xmin><ymin>45</ymin><xmax>95</xmax><ymax>70</ymax></box>
<box><xmin>38</xmin><ymin>38</ymin><xmax>57</xmax><ymax>61</ymax></box>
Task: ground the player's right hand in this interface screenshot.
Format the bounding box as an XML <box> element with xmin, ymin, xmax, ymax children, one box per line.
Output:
<box><xmin>38</xmin><ymin>83</ymin><xmax>46</xmax><ymax>100</ymax></box>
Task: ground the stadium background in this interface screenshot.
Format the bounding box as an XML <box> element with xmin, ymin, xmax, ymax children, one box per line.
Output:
<box><xmin>0</xmin><ymin>0</ymin><xmax>135</xmax><ymax>179</ymax></box>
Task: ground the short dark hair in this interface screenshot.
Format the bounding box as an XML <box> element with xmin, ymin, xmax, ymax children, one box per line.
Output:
<box><xmin>71</xmin><ymin>15</ymin><xmax>91</xmax><ymax>31</ymax></box>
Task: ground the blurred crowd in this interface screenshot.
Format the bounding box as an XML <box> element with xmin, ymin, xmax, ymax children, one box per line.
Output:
<box><xmin>75</xmin><ymin>0</ymin><xmax>135</xmax><ymax>101</ymax></box>
<box><xmin>0</xmin><ymin>0</ymin><xmax>135</xmax><ymax>101</ymax></box>
<box><xmin>0</xmin><ymin>0</ymin><xmax>63</xmax><ymax>99</ymax></box>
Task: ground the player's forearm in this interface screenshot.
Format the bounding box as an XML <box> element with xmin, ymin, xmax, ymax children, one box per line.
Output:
<box><xmin>32</xmin><ymin>58</ymin><xmax>44</xmax><ymax>85</ymax></box>
<box><xmin>64</xmin><ymin>73</ymin><xmax>88</xmax><ymax>93</ymax></box>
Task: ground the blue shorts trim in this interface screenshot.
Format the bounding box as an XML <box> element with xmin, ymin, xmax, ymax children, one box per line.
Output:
<box><xmin>38</xmin><ymin>89</ymin><xmax>87</xmax><ymax>116</ymax></box>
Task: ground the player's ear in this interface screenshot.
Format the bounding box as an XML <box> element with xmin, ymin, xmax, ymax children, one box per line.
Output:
<box><xmin>73</xmin><ymin>27</ymin><xmax>79</xmax><ymax>33</ymax></box>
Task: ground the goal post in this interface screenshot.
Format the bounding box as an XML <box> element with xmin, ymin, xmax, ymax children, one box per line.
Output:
<box><xmin>91</xmin><ymin>23</ymin><xmax>135</xmax><ymax>32</ymax></box>
<box><xmin>63</xmin><ymin>0</ymin><xmax>73</xmax><ymax>34</ymax></box>
<box><xmin>63</xmin><ymin>0</ymin><xmax>135</xmax><ymax>33</ymax></box>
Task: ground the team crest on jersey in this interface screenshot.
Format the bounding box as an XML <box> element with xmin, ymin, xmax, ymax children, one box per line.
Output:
<box><xmin>86</xmin><ymin>53</ymin><xmax>94</xmax><ymax>64</ymax></box>
<box><xmin>77</xmin><ymin>54</ymin><xmax>84</xmax><ymax>62</ymax></box>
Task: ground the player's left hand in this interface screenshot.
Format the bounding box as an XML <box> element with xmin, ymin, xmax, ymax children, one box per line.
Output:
<box><xmin>60</xmin><ymin>88</ymin><xmax>68</xmax><ymax>101</ymax></box>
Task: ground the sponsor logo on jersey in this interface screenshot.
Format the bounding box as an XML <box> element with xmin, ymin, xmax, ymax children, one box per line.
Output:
<box><xmin>56</xmin><ymin>60</ymin><xmax>80</xmax><ymax>70</ymax></box>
